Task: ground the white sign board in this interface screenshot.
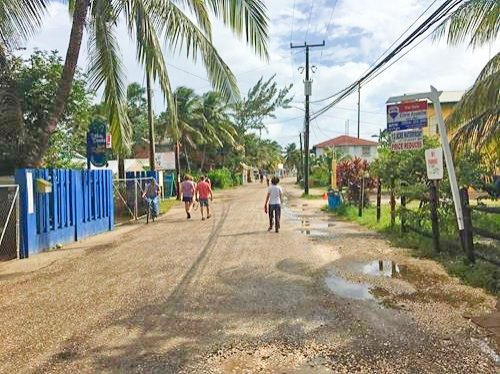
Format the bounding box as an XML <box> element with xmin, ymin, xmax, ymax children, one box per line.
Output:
<box><xmin>26</xmin><ymin>172</ymin><xmax>34</xmax><ymax>214</ymax></box>
<box><xmin>390</xmin><ymin>128</ymin><xmax>423</xmax><ymax>152</ymax></box>
<box><xmin>154</xmin><ymin>152</ymin><xmax>175</xmax><ymax>170</ymax></box>
<box><xmin>425</xmin><ymin>147</ymin><xmax>444</xmax><ymax>180</ymax></box>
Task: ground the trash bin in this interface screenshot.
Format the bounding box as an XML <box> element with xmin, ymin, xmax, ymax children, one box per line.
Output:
<box><xmin>327</xmin><ymin>191</ymin><xmax>341</xmax><ymax>210</ymax></box>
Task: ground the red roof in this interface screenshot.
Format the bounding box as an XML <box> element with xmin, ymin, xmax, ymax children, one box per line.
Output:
<box><xmin>314</xmin><ymin>135</ymin><xmax>378</xmax><ymax>148</ymax></box>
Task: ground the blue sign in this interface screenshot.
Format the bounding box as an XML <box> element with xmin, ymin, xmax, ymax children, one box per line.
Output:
<box><xmin>87</xmin><ymin>119</ymin><xmax>108</xmax><ymax>167</ymax></box>
<box><xmin>387</xmin><ymin>101</ymin><xmax>428</xmax><ymax>132</ymax></box>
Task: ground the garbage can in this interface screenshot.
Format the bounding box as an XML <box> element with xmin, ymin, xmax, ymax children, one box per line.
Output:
<box><xmin>327</xmin><ymin>191</ymin><xmax>341</xmax><ymax>210</ymax></box>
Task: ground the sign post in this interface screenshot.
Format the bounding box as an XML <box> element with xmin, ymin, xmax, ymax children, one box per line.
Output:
<box><xmin>86</xmin><ymin>119</ymin><xmax>109</xmax><ymax>168</ymax></box>
<box><xmin>386</xmin><ymin>86</ymin><xmax>465</xmax><ymax>253</ymax></box>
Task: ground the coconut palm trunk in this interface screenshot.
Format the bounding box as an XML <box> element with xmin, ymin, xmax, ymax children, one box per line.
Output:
<box><xmin>35</xmin><ymin>0</ymin><xmax>89</xmax><ymax>166</ymax></box>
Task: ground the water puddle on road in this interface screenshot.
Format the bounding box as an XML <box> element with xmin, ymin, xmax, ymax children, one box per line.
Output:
<box><xmin>350</xmin><ymin>260</ymin><xmax>401</xmax><ymax>278</ymax></box>
<box><xmin>299</xmin><ymin>229</ymin><xmax>330</xmax><ymax>237</ymax></box>
<box><xmin>325</xmin><ymin>271</ymin><xmax>374</xmax><ymax>300</ymax></box>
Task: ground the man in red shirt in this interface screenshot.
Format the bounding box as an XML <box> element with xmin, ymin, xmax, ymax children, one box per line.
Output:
<box><xmin>196</xmin><ymin>176</ymin><xmax>213</xmax><ymax>220</ymax></box>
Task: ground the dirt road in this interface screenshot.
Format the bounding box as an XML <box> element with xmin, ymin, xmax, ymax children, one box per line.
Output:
<box><xmin>0</xmin><ymin>179</ymin><xmax>497</xmax><ymax>373</ymax></box>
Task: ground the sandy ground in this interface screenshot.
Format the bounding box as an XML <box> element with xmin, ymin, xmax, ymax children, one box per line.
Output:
<box><xmin>0</xmin><ymin>178</ymin><xmax>497</xmax><ymax>373</ymax></box>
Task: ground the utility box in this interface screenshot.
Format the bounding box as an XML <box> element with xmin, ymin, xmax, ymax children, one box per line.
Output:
<box><xmin>304</xmin><ymin>80</ymin><xmax>312</xmax><ymax>96</ymax></box>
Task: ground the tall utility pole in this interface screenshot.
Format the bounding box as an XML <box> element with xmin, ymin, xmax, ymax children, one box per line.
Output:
<box><xmin>299</xmin><ymin>132</ymin><xmax>304</xmax><ymax>181</ymax></box>
<box><xmin>146</xmin><ymin>72</ymin><xmax>156</xmax><ymax>171</ymax></box>
<box><xmin>290</xmin><ymin>41</ymin><xmax>325</xmax><ymax>195</ymax></box>
<box><xmin>357</xmin><ymin>82</ymin><xmax>361</xmax><ymax>139</ymax></box>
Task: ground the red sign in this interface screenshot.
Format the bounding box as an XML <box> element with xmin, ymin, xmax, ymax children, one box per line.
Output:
<box><xmin>106</xmin><ymin>133</ymin><xmax>112</xmax><ymax>149</ymax></box>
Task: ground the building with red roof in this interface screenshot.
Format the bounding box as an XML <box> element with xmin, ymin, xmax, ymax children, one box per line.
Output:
<box><xmin>313</xmin><ymin>135</ymin><xmax>379</xmax><ymax>162</ymax></box>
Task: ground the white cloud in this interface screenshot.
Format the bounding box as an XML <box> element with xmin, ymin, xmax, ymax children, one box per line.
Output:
<box><xmin>17</xmin><ymin>0</ymin><xmax>498</xmax><ymax>147</ymax></box>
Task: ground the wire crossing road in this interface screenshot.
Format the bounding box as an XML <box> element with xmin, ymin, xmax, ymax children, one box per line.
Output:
<box><xmin>0</xmin><ymin>180</ymin><xmax>496</xmax><ymax>373</ymax></box>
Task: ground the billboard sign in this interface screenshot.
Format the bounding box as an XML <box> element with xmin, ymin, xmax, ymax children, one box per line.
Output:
<box><xmin>390</xmin><ymin>128</ymin><xmax>423</xmax><ymax>152</ymax></box>
<box><xmin>387</xmin><ymin>100</ymin><xmax>428</xmax><ymax>131</ymax></box>
<box><xmin>425</xmin><ymin>147</ymin><xmax>444</xmax><ymax>180</ymax></box>
<box><xmin>155</xmin><ymin>152</ymin><xmax>176</xmax><ymax>170</ymax></box>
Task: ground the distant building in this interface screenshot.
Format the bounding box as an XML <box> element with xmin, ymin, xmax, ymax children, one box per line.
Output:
<box><xmin>313</xmin><ymin>135</ymin><xmax>379</xmax><ymax>162</ymax></box>
<box><xmin>425</xmin><ymin>90</ymin><xmax>465</xmax><ymax>137</ymax></box>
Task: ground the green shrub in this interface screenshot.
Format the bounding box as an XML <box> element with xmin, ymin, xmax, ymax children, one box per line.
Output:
<box><xmin>208</xmin><ymin>168</ymin><xmax>234</xmax><ymax>189</ymax></box>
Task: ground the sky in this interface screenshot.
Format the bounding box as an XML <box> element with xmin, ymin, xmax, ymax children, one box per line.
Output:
<box><xmin>18</xmin><ymin>0</ymin><xmax>498</xmax><ymax>147</ymax></box>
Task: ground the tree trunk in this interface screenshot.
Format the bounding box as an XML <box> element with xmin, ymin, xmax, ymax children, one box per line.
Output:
<box><xmin>118</xmin><ymin>156</ymin><xmax>125</xmax><ymax>179</ymax></box>
<box><xmin>200</xmin><ymin>145</ymin><xmax>207</xmax><ymax>171</ymax></box>
<box><xmin>175</xmin><ymin>140</ymin><xmax>181</xmax><ymax>200</ymax></box>
<box><xmin>34</xmin><ymin>0</ymin><xmax>89</xmax><ymax>166</ymax></box>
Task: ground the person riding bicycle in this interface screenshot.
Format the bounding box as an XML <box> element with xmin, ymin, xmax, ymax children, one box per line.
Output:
<box><xmin>142</xmin><ymin>179</ymin><xmax>160</xmax><ymax>218</ymax></box>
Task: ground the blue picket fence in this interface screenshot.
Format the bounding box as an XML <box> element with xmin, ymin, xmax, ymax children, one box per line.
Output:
<box><xmin>15</xmin><ymin>169</ymin><xmax>114</xmax><ymax>258</ymax></box>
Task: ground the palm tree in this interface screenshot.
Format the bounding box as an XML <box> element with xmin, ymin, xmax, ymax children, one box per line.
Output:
<box><xmin>434</xmin><ymin>0</ymin><xmax>499</xmax><ymax>162</ymax></box>
<box><xmin>197</xmin><ymin>91</ymin><xmax>238</xmax><ymax>170</ymax></box>
<box><xmin>34</xmin><ymin>0</ymin><xmax>269</xmax><ymax>165</ymax></box>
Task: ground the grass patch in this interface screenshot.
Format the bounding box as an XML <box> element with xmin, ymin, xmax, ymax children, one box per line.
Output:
<box><xmin>327</xmin><ymin>203</ymin><xmax>499</xmax><ymax>295</ymax></box>
<box><xmin>160</xmin><ymin>198</ymin><xmax>177</xmax><ymax>214</ymax></box>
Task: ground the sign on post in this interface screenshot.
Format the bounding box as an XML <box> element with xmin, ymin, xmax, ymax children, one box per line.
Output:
<box><xmin>154</xmin><ymin>152</ymin><xmax>176</xmax><ymax>170</ymax></box>
<box><xmin>390</xmin><ymin>128</ymin><xmax>423</xmax><ymax>152</ymax></box>
<box><xmin>425</xmin><ymin>147</ymin><xmax>444</xmax><ymax>180</ymax></box>
<box><xmin>87</xmin><ymin>119</ymin><xmax>108</xmax><ymax>167</ymax></box>
<box><xmin>387</xmin><ymin>101</ymin><xmax>427</xmax><ymax>131</ymax></box>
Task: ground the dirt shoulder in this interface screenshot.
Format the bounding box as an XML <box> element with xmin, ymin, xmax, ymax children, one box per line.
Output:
<box><xmin>0</xmin><ymin>179</ymin><xmax>497</xmax><ymax>373</ymax></box>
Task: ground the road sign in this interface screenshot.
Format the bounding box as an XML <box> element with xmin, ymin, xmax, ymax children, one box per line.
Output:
<box><xmin>390</xmin><ymin>128</ymin><xmax>423</xmax><ymax>152</ymax></box>
<box><xmin>387</xmin><ymin>100</ymin><xmax>427</xmax><ymax>131</ymax></box>
<box><xmin>425</xmin><ymin>147</ymin><xmax>444</xmax><ymax>180</ymax></box>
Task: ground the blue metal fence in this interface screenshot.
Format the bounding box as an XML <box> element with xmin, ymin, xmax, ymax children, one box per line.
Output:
<box><xmin>15</xmin><ymin>169</ymin><xmax>114</xmax><ymax>258</ymax></box>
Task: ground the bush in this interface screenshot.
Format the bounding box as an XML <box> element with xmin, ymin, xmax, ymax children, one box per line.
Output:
<box><xmin>208</xmin><ymin>168</ymin><xmax>235</xmax><ymax>189</ymax></box>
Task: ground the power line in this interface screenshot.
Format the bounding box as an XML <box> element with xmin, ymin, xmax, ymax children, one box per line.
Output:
<box><xmin>311</xmin><ymin>0</ymin><xmax>455</xmax><ymax>105</ymax></box>
<box><xmin>310</xmin><ymin>0</ymin><xmax>463</xmax><ymax>120</ymax></box>
<box><xmin>305</xmin><ymin>0</ymin><xmax>314</xmax><ymax>42</ymax></box>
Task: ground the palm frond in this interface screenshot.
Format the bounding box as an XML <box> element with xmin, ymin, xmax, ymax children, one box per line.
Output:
<box><xmin>0</xmin><ymin>0</ymin><xmax>46</xmax><ymax>49</ymax></box>
<box><xmin>149</xmin><ymin>0</ymin><xmax>239</xmax><ymax>102</ymax></box>
<box><xmin>450</xmin><ymin>108</ymin><xmax>499</xmax><ymax>151</ymax></box>
<box><xmin>446</xmin><ymin>53</ymin><xmax>499</xmax><ymax>132</ymax></box>
<box><xmin>206</xmin><ymin>0</ymin><xmax>269</xmax><ymax>59</ymax></box>
<box><xmin>171</xmin><ymin>0</ymin><xmax>211</xmax><ymax>36</ymax></box>
<box><xmin>87</xmin><ymin>2</ymin><xmax>131</xmax><ymax>154</ymax></box>
<box><xmin>433</xmin><ymin>0</ymin><xmax>499</xmax><ymax>48</ymax></box>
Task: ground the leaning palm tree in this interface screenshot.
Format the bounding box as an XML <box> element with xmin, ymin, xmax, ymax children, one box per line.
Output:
<box><xmin>434</xmin><ymin>0</ymin><xmax>499</xmax><ymax>160</ymax></box>
<box><xmin>35</xmin><ymin>0</ymin><xmax>268</xmax><ymax>165</ymax></box>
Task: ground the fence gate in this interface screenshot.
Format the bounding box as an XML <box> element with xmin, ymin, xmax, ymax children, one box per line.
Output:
<box><xmin>0</xmin><ymin>185</ymin><xmax>19</xmax><ymax>260</ymax></box>
<box><xmin>113</xmin><ymin>177</ymin><xmax>155</xmax><ymax>224</ymax></box>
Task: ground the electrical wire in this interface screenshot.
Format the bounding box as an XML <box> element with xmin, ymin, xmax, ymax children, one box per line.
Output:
<box><xmin>310</xmin><ymin>0</ymin><xmax>463</xmax><ymax>120</ymax></box>
<box><xmin>304</xmin><ymin>0</ymin><xmax>314</xmax><ymax>42</ymax></box>
<box><xmin>310</xmin><ymin>0</ymin><xmax>456</xmax><ymax>105</ymax></box>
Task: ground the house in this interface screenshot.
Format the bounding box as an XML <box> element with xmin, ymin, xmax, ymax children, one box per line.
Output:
<box><xmin>313</xmin><ymin>135</ymin><xmax>379</xmax><ymax>162</ymax></box>
<box><xmin>425</xmin><ymin>90</ymin><xmax>465</xmax><ymax>137</ymax></box>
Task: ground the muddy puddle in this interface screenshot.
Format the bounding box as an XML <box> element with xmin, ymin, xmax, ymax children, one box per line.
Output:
<box><xmin>299</xmin><ymin>229</ymin><xmax>330</xmax><ymax>237</ymax></box>
<box><xmin>325</xmin><ymin>271</ymin><xmax>374</xmax><ymax>301</ymax></box>
<box><xmin>349</xmin><ymin>260</ymin><xmax>401</xmax><ymax>278</ymax></box>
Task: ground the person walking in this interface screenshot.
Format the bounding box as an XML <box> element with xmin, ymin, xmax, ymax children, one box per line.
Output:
<box><xmin>180</xmin><ymin>175</ymin><xmax>196</xmax><ymax>219</ymax></box>
<box><xmin>264</xmin><ymin>176</ymin><xmax>283</xmax><ymax>233</ymax></box>
<box><xmin>196</xmin><ymin>176</ymin><xmax>213</xmax><ymax>220</ymax></box>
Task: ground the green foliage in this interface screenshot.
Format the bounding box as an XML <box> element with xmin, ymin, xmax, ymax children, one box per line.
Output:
<box><xmin>3</xmin><ymin>50</ymin><xmax>93</xmax><ymax>170</ymax></box>
<box><xmin>208</xmin><ymin>167</ymin><xmax>235</xmax><ymax>189</ymax></box>
<box><xmin>232</xmin><ymin>75</ymin><xmax>293</xmax><ymax>134</ymax></box>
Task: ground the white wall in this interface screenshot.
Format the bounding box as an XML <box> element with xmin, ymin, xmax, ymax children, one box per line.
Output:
<box><xmin>315</xmin><ymin>145</ymin><xmax>378</xmax><ymax>162</ymax></box>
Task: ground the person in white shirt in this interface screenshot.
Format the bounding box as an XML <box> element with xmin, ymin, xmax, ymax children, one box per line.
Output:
<box><xmin>264</xmin><ymin>176</ymin><xmax>283</xmax><ymax>233</ymax></box>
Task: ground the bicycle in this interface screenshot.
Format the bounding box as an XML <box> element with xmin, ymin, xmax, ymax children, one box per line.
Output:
<box><xmin>144</xmin><ymin>197</ymin><xmax>158</xmax><ymax>224</ymax></box>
